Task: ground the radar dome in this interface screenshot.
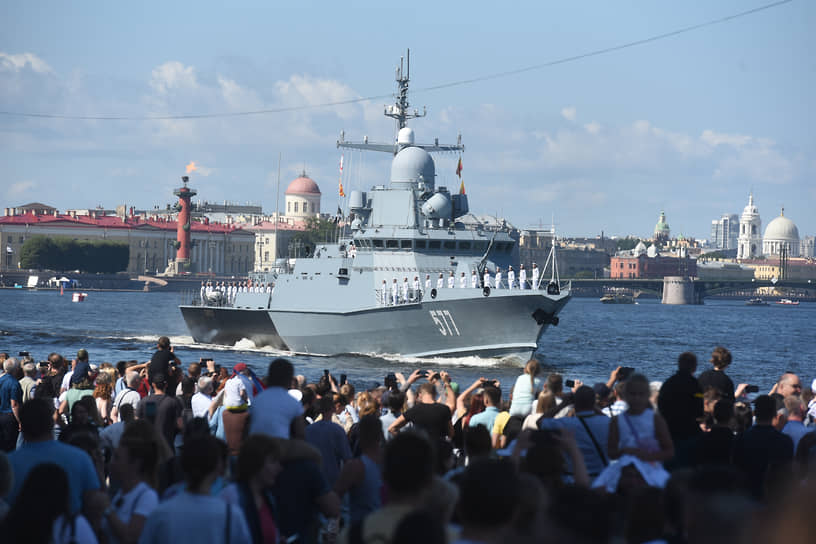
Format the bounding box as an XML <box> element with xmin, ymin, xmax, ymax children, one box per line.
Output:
<box><xmin>390</xmin><ymin>146</ymin><xmax>435</xmax><ymax>189</ymax></box>
<box><xmin>397</xmin><ymin>127</ymin><xmax>415</xmax><ymax>146</ymax></box>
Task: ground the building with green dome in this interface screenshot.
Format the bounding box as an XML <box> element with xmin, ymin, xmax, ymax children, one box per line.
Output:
<box><xmin>654</xmin><ymin>211</ymin><xmax>670</xmax><ymax>243</ymax></box>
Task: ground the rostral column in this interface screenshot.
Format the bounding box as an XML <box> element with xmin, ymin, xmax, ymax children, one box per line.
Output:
<box><xmin>173</xmin><ymin>176</ymin><xmax>197</xmax><ymax>270</ymax></box>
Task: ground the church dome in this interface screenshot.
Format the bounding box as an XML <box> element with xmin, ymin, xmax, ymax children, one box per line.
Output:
<box><xmin>764</xmin><ymin>211</ymin><xmax>799</xmax><ymax>242</ymax></box>
<box><xmin>285</xmin><ymin>175</ymin><xmax>321</xmax><ymax>196</ymax></box>
<box><xmin>741</xmin><ymin>193</ymin><xmax>759</xmax><ymax>218</ymax></box>
<box><xmin>654</xmin><ymin>211</ymin><xmax>670</xmax><ymax>238</ymax></box>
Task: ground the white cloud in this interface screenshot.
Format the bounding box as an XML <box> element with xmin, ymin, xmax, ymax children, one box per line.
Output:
<box><xmin>560</xmin><ymin>106</ymin><xmax>576</xmax><ymax>121</ymax></box>
<box><xmin>149</xmin><ymin>61</ymin><xmax>198</xmax><ymax>95</ymax></box>
<box><xmin>700</xmin><ymin>129</ymin><xmax>752</xmax><ymax>148</ymax></box>
<box><xmin>7</xmin><ymin>180</ymin><xmax>36</xmax><ymax>197</ymax></box>
<box><xmin>274</xmin><ymin>74</ymin><xmax>359</xmax><ymax>120</ymax></box>
<box><xmin>0</xmin><ymin>52</ymin><xmax>52</xmax><ymax>74</ymax></box>
<box><xmin>584</xmin><ymin>122</ymin><xmax>601</xmax><ymax>135</ymax></box>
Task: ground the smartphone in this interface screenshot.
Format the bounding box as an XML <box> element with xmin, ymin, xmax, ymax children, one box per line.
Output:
<box><xmin>18</xmin><ymin>351</ymin><xmax>30</xmax><ymax>357</ymax></box>
<box><xmin>618</xmin><ymin>367</ymin><xmax>635</xmax><ymax>381</ymax></box>
<box><xmin>565</xmin><ymin>379</ymin><xmax>575</xmax><ymax>388</ymax></box>
<box><xmin>340</xmin><ymin>373</ymin><xmax>347</xmax><ymax>385</ymax></box>
<box><xmin>323</xmin><ymin>369</ymin><xmax>330</xmax><ymax>377</ymax></box>
<box><xmin>745</xmin><ymin>385</ymin><xmax>760</xmax><ymax>394</ymax></box>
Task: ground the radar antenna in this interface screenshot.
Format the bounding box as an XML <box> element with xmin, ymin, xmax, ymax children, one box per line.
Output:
<box><xmin>337</xmin><ymin>50</ymin><xmax>464</xmax><ymax>155</ymax></box>
<box><xmin>384</xmin><ymin>49</ymin><xmax>426</xmax><ymax>130</ymax></box>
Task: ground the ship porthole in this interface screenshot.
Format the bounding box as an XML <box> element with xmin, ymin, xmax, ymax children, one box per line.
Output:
<box><xmin>430</xmin><ymin>288</ymin><xmax>437</xmax><ymax>299</ymax></box>
<box><xmin>483</xmin><ymin>287</ymin><xmax>491</xmax><ymax>297</ymax></box>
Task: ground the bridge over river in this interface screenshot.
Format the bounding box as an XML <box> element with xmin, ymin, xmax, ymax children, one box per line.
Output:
<box><xmin>569</xmin><ymin>277</ymin><xmax>815</xmax><ymax>304</ymax></box>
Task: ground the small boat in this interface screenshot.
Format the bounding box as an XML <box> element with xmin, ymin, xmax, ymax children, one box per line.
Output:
<box><xmin>71</xmin><ymin>292</ymin><xmax>88</xmax><ymax>302</ymax></box>
<box><xmin>745</xmin><ymin>298</ymin><xmax>769</xmax><ymax>306</ymax></box>
<box><xmin>600</xmin><ymin>293</ymin><xmax>635</xmax><ymax>304</ymax></box>
<box><xmin>775</xmin><ymin>298</ymin><xmax>799</xmax><ymax>306</ymax></box>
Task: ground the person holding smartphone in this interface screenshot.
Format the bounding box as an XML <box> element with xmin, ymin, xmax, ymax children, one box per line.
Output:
<box><xmin>147</xmin><ymin>336</ymin><xmax>181</xmax><ymax>397</ymax></box>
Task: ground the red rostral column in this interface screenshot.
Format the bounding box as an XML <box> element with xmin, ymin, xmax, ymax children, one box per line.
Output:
<box><xmin>173</xmin><ymin>175</ymin><xmax>197</xmax><ymax>268</ymax></box>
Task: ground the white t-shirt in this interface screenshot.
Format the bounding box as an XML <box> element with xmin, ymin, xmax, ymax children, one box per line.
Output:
<box><xmin>192</xmin><ymin>392</ymin><xmax>213</xmax><ymax>418</ymax></box>
<box><xmin>61</xmin><ymin>370</ymin><xmax>74</xmax><ymax>392</ymax></box>
<box><xmin>248</xmin><ymin>386</ymin><xmax>304</xmax><ymax>439</ymax></box>
<box><xmin>106</xmin><ymin>482</ymin><xmax>159</xmax><ymax>544</ymax></box>
<box><xmin>113</xmin><ymin>388</ymin><xmax>141</xmax><ymax>414</ymax></box>
<box><xmin>223</xmin><ymin>376</ymin><xmax>247</xmax><ymax>408</ymax></box>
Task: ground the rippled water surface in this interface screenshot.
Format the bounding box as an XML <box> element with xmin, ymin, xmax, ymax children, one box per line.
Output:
<box><xmin>3</xmin><ymin>289</ymin><xmax>814</xmax><ymax>392</ymax></box>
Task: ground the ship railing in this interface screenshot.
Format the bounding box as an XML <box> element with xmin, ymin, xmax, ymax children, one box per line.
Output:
<box><xmin>376</xmin><ymin>287</ymin><xmax>424</xmax><ymax>307</ymax></box>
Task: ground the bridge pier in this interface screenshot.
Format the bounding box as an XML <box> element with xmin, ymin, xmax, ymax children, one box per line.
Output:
<box><xmin>662</xmin><ymin>276</ymin><xmax>703</xmax><ymax>305</ymax></box>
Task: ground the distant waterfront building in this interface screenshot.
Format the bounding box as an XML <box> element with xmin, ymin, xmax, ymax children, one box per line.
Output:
<box><xmin>0</xmin><ymin>204</ymin><xmax>254</xmax><ymax>275</ymax></box>
<box><xmin>802</xmin><ymin>236</ymin><xmax>815</xmax><ymax>258</ymax></box>
<box><xmin>762</xmin><ymin>208</ymin><xmax>800</xmax><ymax>257</ymax></box>
<box><xmin>518</xmin><ymin>227</ymin><xmax>609</xmax><ymax>279</ymax></box>
<box><xmin>610</xmin><ymin>242</ymin><xmax>696</xmax><ymax>279</ymax></box>
<box><xmin>709</xmin><ymin>213</ymin><xmax>739</xmax><ymax>250</ymax></box>
<box><xmin>737</xmin><ymin>193</ymin><xmax>762</xmax><ymax>260</ymax></box>
<box><xmin>654</xmin><ymin>211</ymin><xmax>670</xmax><ymax>243</ymax></box>
<box><xmin>285</xmin><ymin>173</ymin><xmax>322</xmax><ymax>218</ymax></box>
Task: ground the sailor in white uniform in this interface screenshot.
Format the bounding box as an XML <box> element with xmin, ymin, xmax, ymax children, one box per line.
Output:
<box><xmin>519</xmin><ymin>264</ymin><xmax>527</xmax><ymax>290</ymax></box>
<box><xmin>402</xmin><ymin>277</ymin><xmax>410</xmax><ymax>302</ymax></box>
<box><xmin>437</xmin><ymin>273</ymin><xmax>445</xmax><ymax>289</ymax></box>
<box><xmin>381</xmin><ymin>279</ymin><xmax>389</xmax><ymax>305</ymax></box>
<box><xmin>483</xmin><ymin>269</ymin><xmax>491</xmax><ymax>288</ymax></box>
<box><xmin>425</xmin><ymin>274</ymin><xmax>432</xmax><ymax>292</ymax></box>
<box><xmin>471</xmin><ymin>270</ymin><xmax>478</xmax><ymax>288</ymax></box>
<box><xmin>391</xmin><ymin>278</ymin><xmax>399</xmax><ymax>305</ymax></box>
<box><xmin>349</xmin><ymin>242</ymin><xmax>357</xmax><ymax>258</ymax></box>
<box><xmin>508</xmin><ymin>266</ymin><xmax>516</xmax><ymax>290</ymax></box>
<box><xmin>495</xmin><ymin>267</ymin><xmax>502</xmax><ymax>289</ymax></box>
<box><xmin>200</xmin><ymin>281</ymin><xmax>206</xmax><ymax>305</ymax></box>
<box><xmin>447</xmin><ymin>272</ymin><xmax>455</xmax><ymax>289</ymax></box>
<box><xmin>459</xmin><ymin>272</ymin><xmax>467</xmax><ymax>288</ymax></box>
<box><xmin>531</xmin><ymin>262</ymin><xmax>540</xmax><ymax>289</ymax></box>
<box><xmin>412</xmin><ymin>276</ymin><xmax>421</xmax><ymax>300</ymax></box>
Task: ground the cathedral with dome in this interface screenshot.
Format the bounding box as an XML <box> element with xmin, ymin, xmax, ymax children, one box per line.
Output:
<box><xmin>736</xmin><ymin>193</ymin><xmax>804</xmax><ymax>260</ymax></box>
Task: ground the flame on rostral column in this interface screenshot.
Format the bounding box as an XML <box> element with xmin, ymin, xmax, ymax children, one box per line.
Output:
<box><xmin>186</xmin><ymin>161</ymin><xmax>197</xmax><ymax>173</ymax></box>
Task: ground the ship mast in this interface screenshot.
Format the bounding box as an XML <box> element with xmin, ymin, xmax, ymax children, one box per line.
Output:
<box><xmin>337</xmin><ymin>50</ymin><xmax>464</xmax><ymax>155</ymax></box>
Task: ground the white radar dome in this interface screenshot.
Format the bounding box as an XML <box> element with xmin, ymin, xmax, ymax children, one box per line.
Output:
<box><xmin>397</xmin><ymin>127</ymin><xmax>415</xmax><ymax>146</ymax></box>
<box><xmin>390</xmin><ymin>145</ymin><xmax>435</xmax><ymax>189</ymax></box>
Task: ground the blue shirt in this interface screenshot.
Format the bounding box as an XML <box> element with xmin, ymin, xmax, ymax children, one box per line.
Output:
<box><xmin>782</xmin><ymin>420</ymin><xmax>810</xmax><ymax>453</ymax></box>
<box><xmin>468</xmin><ymin>406</ymin><xmax>500</xmax><ymax>433</ymax></box>
<box><xmin>7</xmin><ymin>440</ymin><xmax>100</xmax><ymax>514</ymax></box>
<box><xmin>0</xmin><ymin>373</ymin><xmax>22</xmax><ymax>413</ymax></box>
<box><xmin>539</xmin><ymin>411</ymin><xmax>611</xmax><ymax>476</ymax></box>
<box><xmin>139</xmin><ymin>491</ymin><xmax>250</xmax><ymax>544</ymax></box>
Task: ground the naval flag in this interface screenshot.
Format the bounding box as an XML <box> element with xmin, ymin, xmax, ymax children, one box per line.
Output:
<box><xmin>338</xmin><ymin>154</ymin><xmax>345</xmax><ymax>197</ymax></box>
<box><xmin>455</xmin><ymin>156</ymin><xmax>463</xmax><ymax>177</ymax></box>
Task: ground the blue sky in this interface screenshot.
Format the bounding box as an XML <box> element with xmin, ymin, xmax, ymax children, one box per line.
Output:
<box><xmin>1</xmin><ymin>0</ymin><xmax>814</xmax><ymax>240</ymax></box>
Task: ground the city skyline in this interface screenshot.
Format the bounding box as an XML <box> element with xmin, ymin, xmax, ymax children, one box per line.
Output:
<box><xmin>1</xmin><ymin>1</ymin><xmax>814</xmax><ymax>240</ymax></box>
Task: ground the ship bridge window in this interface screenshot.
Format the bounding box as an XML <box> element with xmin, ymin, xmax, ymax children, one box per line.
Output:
<box><xmin>458</xmin><ymin>241</ymin><xmax>471</xmax><ymax>250</ymax></box>
<box><xmin>429</xmin><ymin>241</ymin><xmax>441</xmax><ymax>249</ymax></box>
<box><xmin>415</xmin><ymin>240</ymin><xmax>427</xmax><ymax>249</ymax></box>
<box><xmin>373</xmin><ymin>239</ymin><xmax>384</xmax><ymax>248</ymax></box>
<box><xmin>475</xmin><ymin>241</ymin><xmax>486</xmax><ymax>251</ymax></box>
<box><xmin>505</xmin><ymin>242</ymin><xmax>515</xmax><ymax>253</ymax></box>
<box><xmin>400</xmin><ymin>240</ymin><xmax>412</xmax><ymax>249</ymax></box>
<box><xmin>386</xmin><ymin>240</ymin><xmax>399</xmax><ymax>249</ymax></box>
<box><xmin>495</xmin><ymin>242</ymin><xmax>506</xmax><ymax>251</ymax></box>
<box><xmin>443</xmin><ymin>241</ymin><xmax>455</xmax><ymax>250</ymax></box>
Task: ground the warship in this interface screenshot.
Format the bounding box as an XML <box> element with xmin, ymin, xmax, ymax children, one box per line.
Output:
<box><xmin>179</xmin><ymin>53</ymin><xmax>571</xmax><ymax>357</ymax></box>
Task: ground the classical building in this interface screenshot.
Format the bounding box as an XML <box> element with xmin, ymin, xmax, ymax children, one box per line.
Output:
<box><xmin>285</xmin><ymin>173</ymin><xmax>322</xmax><ymax>218</ymax></box>
<box><xmin>654</xmin><ymin>211</ymin><xmax>670</xmax><ymax>242</ymax></box>
<box><xmin>0</xmin><ymin>205</ymin><xmax>254</xmax><ymax>275</ymax></box>
<box><xmin>737</xmin><ymin>193</ymin><xmax>762</xmax><ymax>259</ymax></box>
<box><xmin>763</xmin><ymin>208</ymin><xmax>800</xmax><ymax>257</ymax></box>
<box><xmin>610</xmin><ymin>242</ymin><xmax>696</xmax><ymax>279</ymax></box>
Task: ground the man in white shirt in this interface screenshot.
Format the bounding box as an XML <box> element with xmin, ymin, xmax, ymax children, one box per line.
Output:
<box><xmin>402</xmin><ymin>277</ymin><xmax>410</xmax><ymax>302</ymax></box>
<box><xmin>436</xmin><ymin>273</ymin><xmax>444</xmax><ymax>289</ymax></box>
<box><xmin>191</xmin><ymin>377</ymin><xmax>214</xmax><ymax>419</ymax></box>
<box><xmin>111</xmin><ymin>371</ymin><xmax>142</xmax><ymax>423</ymax></box>
<box><xmin>447</xmin><ymin>272</ymin><xmax>455</xmax><ymax>289</ymax></box>
<box><xmin>507</xmin><ymin>266</ymin><xmax>516</xmax><ymax>290</ymax></box>
<box><xmin>391</xmin><ymin>279</ymin><xmax>399</xmax><ymax>305</ymax></box>
<box><xmin>249</xmin><ymin>359</ymin><xmax>305</xmax><ymax>439</ymax></box>
<box><xmin>459</xmin><ymin>272</ymin><xmax>467</xmax><ymax>288</ymax></box>
<box><xmin>425</xmin><ymin>274</ymin><xmax>432</xmax><ymax>292</ymax></box>
<box><xmin>471</xmin><ymin>271</ymin><xmax>478</xmax><ymax>289</ymax></box>
<box><xmin>223</xmin><ymin>364</ymin><xmax>253</xmax><ymax>410</ymax></box>
<box><xmin>483</xmin><ymin>269</ymin><xmax>491</xmax><ymax>288</ymax></box>
<box><xmin>495</xmin><ymin>267</ymin><xmax>502</xmax><ymax>289</ymax></box>
<box><xmin>519</xmin><ymin>264</ymin><xmax>527</xmax><ymax>289</ymax></box>
<box><xmin>412</xmin><ymin>276</ymin><xmax>421</xmax><ymax>300</ymax></box>
<box><xmin>531</xmin><ymin>262</ymin><xmax>540</xmax><ymax>289</ymax></box>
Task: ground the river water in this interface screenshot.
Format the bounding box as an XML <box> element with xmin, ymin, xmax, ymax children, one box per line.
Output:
<box><xmin>3</xmin><ymin>289</ymin><xmax>814</xmax><ymax>393</ymax></box>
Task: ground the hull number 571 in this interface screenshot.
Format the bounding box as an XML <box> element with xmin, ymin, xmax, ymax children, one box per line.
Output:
<box><xmin>429</xmin><ymin>309</ymin><xmax>460</xmax><ymax>336</ymax></box>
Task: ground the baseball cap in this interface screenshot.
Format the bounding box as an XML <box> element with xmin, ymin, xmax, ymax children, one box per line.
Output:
<box><xmin>234</xmin><ymin>363</ymin><xmax>248</xmax><ymax>372</ymax></box>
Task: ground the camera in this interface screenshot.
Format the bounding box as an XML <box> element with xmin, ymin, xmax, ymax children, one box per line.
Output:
<box><xmin>323</xmin><ymin>369</ymin><xmax>330</xmax><ymax>377</ymax></box>
<box><xmin>617</xmin><ymin>366</ymin><xmax>635</xmax><ymax>381</ymax></box>
<box><xmin>745</xmin><ymin>385</ymin><xmax>760</xmax><ymax>394</ymax></box>
<box><xmin>485</xmin><ymin>379</ymin><xmax>498</xmax><ymax>388</ymax></box>
<box><xmin>384</xmin><ymin>373</ymin><xmax>398</xmax><ymax>390</ymax></box>
<box><xmin>18</xmin><ymin>351</ymin><xmax>29</xmax><ymax>357</ymax></box>
<box><xmin>430</xmin><ymin>372</ymin><xmax>441</xmax><ymax>381</ymax></box>
<box><xmin>340</xmin><ymin>373</ymin><xmax>347</xmax><ymax>386</ymax></box>
<box><xmin>565</xmin><ymin>379</ymin><xmax>575</xmax><ymax>388</ymax></box>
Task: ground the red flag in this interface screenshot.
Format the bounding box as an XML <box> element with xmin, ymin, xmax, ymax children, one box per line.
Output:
<box><xmin>455</xmin><ymin>156</ymin><xmax>463</xmax><ymax>177</ymax></box>
<box><xmin>459</xmin><ymin>178</ymin><xmax>466</xmax><ymax>195</ymax></box>
<box><xmin>339</xmin><ymin>181</ymin><xmax>345</xmax><ymax>198</ymax></box>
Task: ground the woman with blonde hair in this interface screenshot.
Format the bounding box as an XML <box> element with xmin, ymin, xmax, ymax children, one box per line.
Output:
<box><xmin>522</xmin><ymin>392</ymin><xmax>556</xmax><ymax>430</ymax></box>
<box><xmin>94</xmin><ymin>371</ymin><xmax>114</xmax><ymax>426</ymax></box>
<box><xmin>509</xmin><ymin>359</ymin><xmax>543</xmax><ymax>417</ymax></box>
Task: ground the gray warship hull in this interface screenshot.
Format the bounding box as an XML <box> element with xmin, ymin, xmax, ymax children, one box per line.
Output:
<box><xmin>180</xmin><ymin>289</ymin><xmax>569</xmax><ymax>357</ymax></box>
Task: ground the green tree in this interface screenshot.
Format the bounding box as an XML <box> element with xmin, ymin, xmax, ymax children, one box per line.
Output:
<box><xmin>19</xmin><ymin>236</ymin><xmax>58</xmax><ymax>269</ymax></box>
<box><xmin>289</xmin><ymin>216</ymin><xmax>341</xmax><ymax>256</ymax></box>
<box><xmin>615</xmin><ymin>237</ymin><xmax>642</xmax><ymax>251</ymax></box>
<box><xmin>18</xmin><ymin>236</ymin><xmax>129</xmax><ymax>272</ymax></box>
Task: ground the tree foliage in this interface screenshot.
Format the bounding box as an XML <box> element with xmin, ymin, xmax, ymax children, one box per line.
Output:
<box><xmin>615</xmin><ymin>237</ymin><xmax>642</xmax><ymax>251</ymax></box>
<box><xmin>19</xmin><ymin>236</ymin><xmax>129</xmax><ymax>273</ymax></box>
<box><xmin>289</xmin><ymin>217</ymin><xmax>341</xmax><ymax>256</ymax></box>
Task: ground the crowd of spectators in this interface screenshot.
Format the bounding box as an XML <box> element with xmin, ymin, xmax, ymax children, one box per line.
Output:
<box><xmin>0</xmin><ymin>343</ymin><xmax>814</xmax><ymax>543</ymax></box>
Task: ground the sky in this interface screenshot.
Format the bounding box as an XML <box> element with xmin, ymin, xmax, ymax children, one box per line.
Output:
<box><xmin>1</xmin><ymin>0</ymin><xmax>814</xmax><ymax>240</ymax></box>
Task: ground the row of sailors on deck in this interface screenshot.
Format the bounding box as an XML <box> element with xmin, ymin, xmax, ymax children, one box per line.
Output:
<box><xmin>200</xmin><ymin>280</ymin><xmax>273</xmax><ymax>305</ymax></box>
<box><xmin>380</xmin><ymin>263</ymin><xmax>543</xmax><ymax>305</ymax></box>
